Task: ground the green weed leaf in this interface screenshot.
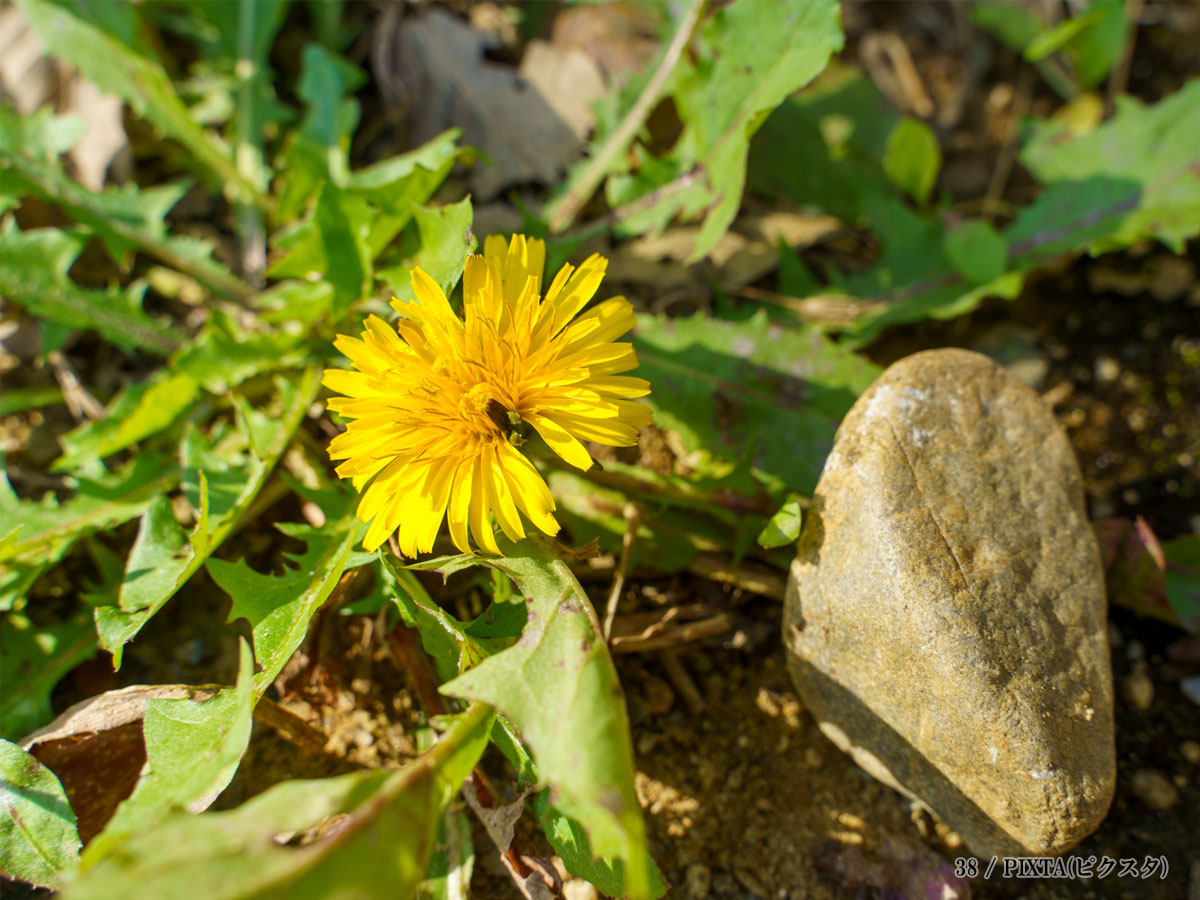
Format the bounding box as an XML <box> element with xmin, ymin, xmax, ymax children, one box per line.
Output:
<box><xmin>883</xmin><ymin>117</ymin><xmax>941</xmax><ymax>206</ymax></box>
<box><xmin>944</xmin><ymin>220</ymin><xmax>1009</xmax><ymax>284</ymax></box>
<box><xmin>207</xmin><ymin>499</ymin><xmax>360</xmax><ymax>696</ymax></box>
<box><xmin>19</xmin><ymin>0</ymin><xmax>265</xmax><ymax>207</ymax></box>
<box><xmin>758</xmin><ymin>494</ymin><xmax>805</xmax><ymax>549</ymax></box>
<box><xmin>0</xmin><ymin>225</ymin><xmax>181</xmax><ymax>354</ymax></box>
<box><xmin>63</xmin><ymin>703</ymin><xmax>493</xmax><ymax>900</ymax></box>
<box><xmin>95</xmin><ymin>371</ymin><xmax>319</xmax><ymax>664</ymax></box>
<box><xmin>439</xmin><ymin>536</ymin><xmax>662</xmax><ymax>900</ymax></box>
<box><xmin>633</xmin><ymin>311</ymin><xmax>879</xmax><ymax>493</ymax></box>
<box><xmin>0</xmin><ymin>454</ymin><xmax>179</xmax><ymax>611</ymax></box>
<box><xmin>81</xmin><ymin>641</ymin><xmax>256</xmax><ymax>862</ymax></box>
<box><xmin>0</xmin><ymin>739</ymin><xmax>81</xmax><ymax>889</ymax></box>
<box><xmin>0</xmin><ymin>107</ymin><xmax>250</xmax><ymax>303</ymax></box>
<box><xmin>0</xmin><ymin>613</ymin><xmax>96</xmax><ymax>739</ymax></box>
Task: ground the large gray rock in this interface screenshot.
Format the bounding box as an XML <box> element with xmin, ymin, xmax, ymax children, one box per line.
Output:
<box><xmin>784</xmin><ymin>348</ymin><xmax>1114</xmax><ymax>857</ymax></box>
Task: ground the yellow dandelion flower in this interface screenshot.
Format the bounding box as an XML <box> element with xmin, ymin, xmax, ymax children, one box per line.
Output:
<box><xmin>324</xmin><ymin>234</ymin><xmax>653</xmax><ymax>556</ymax></box>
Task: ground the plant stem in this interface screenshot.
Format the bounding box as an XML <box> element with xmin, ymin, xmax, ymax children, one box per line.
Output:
<box><xmin>544</xmin><ymin>0</ymin><xmax>706</xmax><ymax>233</ymax></box>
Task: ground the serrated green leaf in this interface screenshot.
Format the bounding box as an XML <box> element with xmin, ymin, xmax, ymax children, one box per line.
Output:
<box><xmin>64</xmin><ymin>703</ymin><xmax>493</xmax><ymax>900</ymax></box>
<box><xmin>439</xmin><ymin>536</ymin><xmax>661</xmax><ymax>900</ymax></box>
<box><xmin>0</xmin><ymin>225</ymin><xmax>180</xmax><ymax>354</ymax></box>
<box><xmin>0</xmin><ymin>612</ymin><xmax>96</xmax><ymax>739</ymax></box>
<box><xmin>380</xmin><ymin>197</ymin><xmax>477</xmax><ymax>303</ymax></box>
<box><xmin>758</xmin><ymin>493</ymin><xmax>804</xmax><ymax>549</ymax></box>
<box><xmin>617</xmin><ymin>0</ymin><xmax>843</xmax><ymax>259</ymax></box>
<box><xmin>95</xmin><ymin>371</ymin><xmax>320</xmax><ymax>664</ymax></box>
<box><xmin>0</xmin><ymin>453</ymin><xmax>179</xmax><ymax>575</ymax></box>
<box><xmin>207</xmin><ymin>503</ymin><xmax>359</xmax><ymax>696</ymax></box>
<box><xmin>0</xmin><ymin>739</ymin><xmax>81</xmax><ymax>889</ymax></box>
<box><xmin>633</xmin><ymin>311</ymin><xmax>879</xmax><ymax>493</ymax></box>
<box><xmin>82</xmin><ymin>641</ymin><xmax>256</xmax><ymax>862</ymax></box>
<box><xmin>1018</xmin><ymin>81</ymin><xmax>1200</xmax><ymax>254</ymax></box>
<box><xmin>944</xmin><ymin>220</ymin><xmax>1008</xmax><ymax>284</ymax></box>
<box><xmin>19</xmin><ymin>0</ymin><xmax>265</xmax><ymax>208</ymax></box>
<box><xmin>110</xmin><ymin>496</ymin><xmax>188</xmax><ymax>612</ymax></box>
<box><xmin>0</xmin><ymin>107</ymin><xmax>250</xmax><ymax>303</ymax></box>
<box><xmin>173</xmin><ymin>313</ymin><xmax>307</xmax><ymax>393</ymax></box>
<box><xmin>883</xmin><ymin>117</ymin><xmax>941</xmax><ymax>206</ymax></box>
<box><xmin>379</xmin><ymin>555</ymin><xmax>523</xmax><ymax>683</ymax></box>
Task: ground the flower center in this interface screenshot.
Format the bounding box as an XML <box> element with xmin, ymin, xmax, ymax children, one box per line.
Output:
<box><xmin>459</xmin><ymin>382</ymin><xmax>495</xmax><ymax>420</ymax></box>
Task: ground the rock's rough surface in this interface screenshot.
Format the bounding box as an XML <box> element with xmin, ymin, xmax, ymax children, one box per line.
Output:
<box><xmin>783</xmin><ymin>348</ymin><xmax>1115</xmax><ymax>857</ymax></box>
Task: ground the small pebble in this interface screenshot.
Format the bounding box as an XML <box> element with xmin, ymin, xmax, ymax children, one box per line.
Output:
<box><xmin>735</xmin><ymin>868</ymin><xmax>767</xmax><ymax>898</ymax></box>
<box><xmin>685</xmin><ymin>863</ymin><xmax>712</xmax><ymax>900</ymax></box>
<box><xmin>1180</xmin><ymin>740</ymin><xmax>1200</xmax><ymax>764</ymax></box>
<box><xmin>1094</xmin><ymin>356</ymin><xmax>1120</xmax><ymax>383</ymax></box>
<box><xmin>1126</xmin><ymin>639</ymin><xmax>1146</xmax><ymax>661</ymax></box>
<box><xmin>563</xmin><ymin>879</ymin><xmax>599</xmax><ymax>900</ymax></box>
<box><xmin>1121</xmin><ymin>665</ymin><xmax>1154</xmax><ymax>711</ymax></box>
<box><xmin>1130</xmin><ymin>769</ymin><xmax>1179</xmax><ymax>811</ymax></box>
<box><xmin>643</xmin><ymin>676</ymin><xmax>675</xmax><ymax>716</ymax></box>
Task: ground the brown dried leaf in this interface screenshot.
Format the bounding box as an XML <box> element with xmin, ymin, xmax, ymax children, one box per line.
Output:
<box><xmin>375</xmin><ymin>8</ymin><xmax>583</xmax><ymax>200</ymax></box>
<box><xmin>20</xmin><ymin>685</ymin><xmax>217</xmax><ymax>844</ymax></box>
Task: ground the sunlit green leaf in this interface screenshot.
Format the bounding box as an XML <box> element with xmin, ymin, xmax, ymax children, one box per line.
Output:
<box><xmin>758</xmin><ymin>494</ymin><xmax>804</xmax><ymax>549</ymax></box>
<box><xmin>0</xmin><ymin>739</ymin><xmax>81</xmax><ymax>889</ymax></box>
<box><xmin>440</xmin><ymin>536</ymin><xmax>662</xmax><ymax>900</ymax></box>
<box><xmin>82</xmin><ymin>641</ymin><xmax>256</xmax><ymax>861</ymax></box>
<box><xmin>20</xmin><ymin>0</ymin><xmax>264</xmax><ymax>207</ymax></box>
<box><xmin>944</xmin><ymin>220</ymin><xmax>1008</xmax><ymax>285</ymax></box>
<box><xmin>0</xmin><ymin>454</ymin><xmax>179</xmax><ymax>571</ymax></box>
<box><xmin>1018</xmin><ymin>80</ymin><xmax>1200</xmax><ymax>255</ymax></box>
<box><xmin>609</xmin><ymin>0</ymin><xmax>843</xmax><ymax>259</ymax></box>
<box><xmin>207</xmin><ymin>496</ymin><xmax>360</xmax><ymax>696</ymax></box>
<box><xmin>380</xmin><ymin>197</ymin><xmax>477</xmax><ymax>303</ymax></box>
<box><xmin>0</xmin><ymin>107</ymin><xmax>249</xmax><ymax>303</ymax></box>
<box><xmin>65</xmin><ymin>703</ymin><xmax>493</xmax><ymax>900</ymax></box>
<box><xmin>95</xmin><ymin>371</ymin><xmax>320</xmax><ymax>664</ymax></box>
<box><xmin>883</xmin><ymin>117</ymin><xmax>941</xmax><ymax>206</ymax></box>
<box><xmin>0</xmin><ymin>225</ymin><xmax>181</xmax><ymax>354</ymax></box>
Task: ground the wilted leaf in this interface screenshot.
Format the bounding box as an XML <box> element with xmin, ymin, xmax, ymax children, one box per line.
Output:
<box><xmin>0</xmin><ymin>739</ymin><xmax>81</xmax><ymax>889</ymax></box>
<box><xmin>63</xmin><ymin>703</ymin><xmax>493</xmax><ymax>900</ymax></box>
<box><xmin>20</xmin><ymin>684</ymin><xmax>219</xmax><ymax>844</ymax></box>
<box><xmin>439</xmin><ymin>536</ymin><xmax>662</xmax><ymax>900</ymax></box>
